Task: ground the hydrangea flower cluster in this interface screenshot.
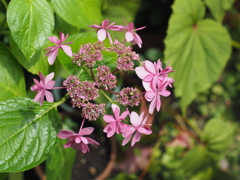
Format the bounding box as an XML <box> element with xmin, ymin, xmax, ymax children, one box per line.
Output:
<box><xmin>30</xmin><ymin>19</ymin><xmax>174</xmax><ymax>153</ymax></box>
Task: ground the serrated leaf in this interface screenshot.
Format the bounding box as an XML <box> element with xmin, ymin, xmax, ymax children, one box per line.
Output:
<box><xmin>9</xmin><ymin>34</ymin><xmax>50</xmax><ymax>75</ymax></box>
<box><xmin>0</xmin><ymin>98</ymin><xmax>62</xmax><ymax>172</ymax></box>
<box><xmin>7</xmin><ymin>0</ymin><xmax>54</xmax><ymax>60</ymax></box>
<box><xmin>205</xmin><ymin>0</ymin><xmax>235</xmax><ymax>22</ymax></box>
<box><xmin>46</xmin><ymin>139</ymin><xmax>76</xmax><ymax>180</ymax></box>
<box><xmin>164</xmin><ymin>0</ymin><xmax>231</xmax><ymax>112</ymax></box>
<box><xmin>0</xmin><ymin>43</ymin><xmax>26</xmax><ymax>101</ymax></box>
<box><xmin>201</xmin><ymin>118</ymin><xmax>235</xmax><ymax>154</ymax></box>
<box><xmin>50</xmin><ymin>0</ymin><xmax>102</xmax><ymax>28</ymax></box>
<box><xmin>58</xmin><ymin>32</ymin><xmax>117</xmax><ymax>80</ymax></box>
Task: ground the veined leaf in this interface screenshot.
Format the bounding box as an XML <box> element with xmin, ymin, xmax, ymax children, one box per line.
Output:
<box><xmin>7</xmin><ymin>0</ymin><xmax>54</xmax><ymax>60</ymax></box>
<box><xmin>50</xmin><ymin>0</ymin><xmax>102</xmax><ymax>28</ymax></box>
<box><xmin>0</xmin><ymin>43</ymin><xmax>26</xmax><ymax>101</ymax></box>
<box><xmin>204</xmin><ymin>0</ymin><xmax>235</xmax><ymax>22</ymax></box>
<box><xmin>164</xmin><ymin>0</ymin><xmax>231</xmax><ymax>112</ymax></box>
<box><xmin>0</xmin><ymin>98</ymin><xmax>62</xmax><ymax>172</ymax></box>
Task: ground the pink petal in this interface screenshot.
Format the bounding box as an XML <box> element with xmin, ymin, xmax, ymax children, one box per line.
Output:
<box><xmin>143</xmin><ymin>74</ymin><xmax>154</xmax><ymax>82</ymax></box>
<box><xmin>156</xmin><ymin>95</ymin><xmax>161</xmax><ymax>112</ymax></box>
<box><xmin>130</xmin><ymin>111</ymin><xmax>141</xmax><ymax>127</ymax></box>
<box><xmin>80</xmin><ymin>127</ymin><xmax>94</xmax><ymax>135</ymax></box>
<box><xmin>122</xmin><ymin>135</ymin><xmax>132</xmax><ymax>146</ymax></box>
<box><xmin>106</xmin><ymin>123</ymin><xmax>116</xmax><ymax>138</ymax></box>
<box><xmin>88</xmin><ymin>24</ymin><xmax>102</xmax><ymax>29</ymax></box>
<box><xmin>79</xmin><ymin>143</ymin><xmax>89</xmax><ymax>153</ymax></box>
<box><xmin>145</xmin><ymin>60</ymin><xmax>156</xmax><ymax>74</ymax></box>
<box><xmin>103</xmin><ymin>115</ymin><xmax>115</xmax><ymax>123</ymax></box>
<box><xmin>149</xmin><ymin>97</ymin><xmax>156</xmax><ymax>114</ymax></box>
<box><xmin>57</xmin><ymin>129</ymin><xmax>76</xmax><ymax>139</ymax></box>
<box><xmin>85</xmin><ymin>137</ymin><xmax>99</xmax><ymax>145</ymax></box>
<box><xmin>102</xmin><ymin>19</ymin><xmax>109</xmax><ymax>27</ymax></box>
<box><xmin>60</xmin><ymin>45</ymin><xmax>72</xmax><ymax>57</ymax></box>
<box><xmin>45</xmin><ymin>80</ymin><xmax>55</xmax><ymax>90</ymax></box>
<box><xmin>111</xmin><ymin>104</ymin><xmax>120</xmax><ymax>119</ymax></box>
<box><xmin>80</xmin><ymin>137</ymin><xmax>88</xmax><ymax>144</ymax></box>
<box><xmin>131</xmin><ymin>132</ymin><xmax>142</xmax><ymax>146</ymax></box>
<box><xmin>47</xmin><ymin>48</ymin><xmax>59</xmax><ymax>65</ymax></box>
<box><xmin>159</xmin><ymin>90</ymin><xmax>171</xmax><ymax>97</ymax></box>
<box><xmin>34</xmin><ymin>90</ymin><xmax>45</xmax><ymax>103</ymax></box>
<box><xmin>49</xmin><ymin>36</ymin><xmax>60</xmax><ymax>44</ymax></box>
<box><xmin>138</xmin><ymin>127</ymin><xmax>152</xmax><ymax>135</ymax></box>
<box><xmin>125</xmin><ymin>31</ymin><xmax>134</xmax><ymax>42</ymax></box>
<box><xmin>31</xmin><ymin>84</ymin><xmax>40</xmax><ymax>91</ymax></box>
<box><xmin>75</xmin><ymin>136</ymin><xmax>81</xmax><ymax>143</ymax></box>
<box><xmin>44</xmin><ymin>72</ymin><xmax>54</xmax><ymax>85</ymax></box>
<box><xmin>45</xmin><ymin>90</ymin><xmax>54</xmax><ymax>103</ymax></box>
<box><xmin>119</xmin><ymin>110</ymin><xmax>129</xmax><ymax>120</ymax></box>
<box><xmin>127</xmin><ymin>22</ymin><xmax>134</xmax><ymax>30</ymax></box>
<box><xmin>64</xmin><ymin>139</ymin><xmax>75</xmax><ymax>148</ymax></box>
<box><xmin>142</xmin><ymin>81</ymin><xmax>151</xmax><ymax>91</ymax></box>
<box><xmin>142</xmin><ymin>114</ymin><xmax>150</xmax><ymax>125</ymax></box>
<box><xmin>135</xmin><ymin>66</ymin><xmax>149</xmax><ymax>79</ymax></box>
<box><xmin>145</xmin><ymin>91</ymin><xmax>155</xmax><ymax>101</ymax></box>
<box><xmin>134</xmin><ymin>26</ymin><xmax>146</xmax><ymax>31</ymax></box>
<box><xmin>106</xmin><ymin>31</ymin><xmax>113</xmax><ymax>44</ymax></box>
<box><xmin>38</xmin><ymin>71</ymin><xmax>45</xmax><ymax>84</ymax></box>
<box><xmin>97</xmin><ymin>29</ymin><xmax>107</xmax><ymax>41</ymax></box>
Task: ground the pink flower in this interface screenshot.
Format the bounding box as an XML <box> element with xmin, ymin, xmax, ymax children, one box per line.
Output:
<box><xmin>119</xmin><ymin>22</ymin><xmax>145</xmax><ymax>48</ymax></box>
<box><xmin>143</xmin><ymin>81</ymin><xmax>171</xmax><ymax>114</ymax></box>
<box><xmin>57</xmin><ymin>127</ymin><xmax>99</xmax><ymax>153</ymax></box>
<box><xmin>88</xmin><ymin>19</ymin><xmax>120</xmax><ymax>44</ymax></box>
<box><xmin>103</xmin><ymin>104</ymin><xmax>129</xmax><ymax>138</ymax></box>
<box><xmin>44</xmin><ymin>32</ymin><xmax>73</xmax><ymax>65</ymax></box>
<box><xmin>122</xmin><ymin>111</ymin><xmax>152</xmax><ymax>146</ymax></box>
<box><xmin>31</xmin><ymin>71</ymin><xmax>62</xmax><ymax>106</ymax></box>
<box><xmin>135</xmin><ymin>59</ymin><xmax>174</xmax><ymax>89</ymax></box>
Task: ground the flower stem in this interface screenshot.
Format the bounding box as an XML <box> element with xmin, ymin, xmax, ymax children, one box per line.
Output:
<box><xmin>100</xmin><ymin>89</ymin><xmax>115</xmax><ymax>104</ymax></box>
<box><xmin>54</xmin><ymin>93</ymin><xmax>69</xmax><ymax>107</ymax></box>
<box><xmin>1</xmin><ymin>0</ymin><xmax>7</xmax><ymax>9</ymax></box>
<box><xmin>89</xmin><ymin>66</ymin><xmax>96</xmax><ymax>82</ymax></box>
<box><xmin>79</xmin><ymin>117</ymin><xmax>85</xmax><ymax>133</ymax></box>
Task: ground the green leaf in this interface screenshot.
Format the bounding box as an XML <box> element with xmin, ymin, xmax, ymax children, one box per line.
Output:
<box><xmin>0</xmin><ymin>98</ymin><xmax>62</xmax><ymax>172</ymax></box>
<box><xmin>181</xmin><ymin>145</ymin><xmax>208</xmax><ymax>174</ymax></box>
<box><xmin>9</xmin><ymin>34</ymin><xmax>50</xmax><ymax>75</ymax></box>
<box><xmin>204</xmin><ymin>0</ymin><xmax>235</xmax><ymax>22</ymax></box>
<box><xmin>50</xmin><ymin>0</ymin><xmax>102</xmax><ymax>28</ymax></box>
<box><xmin>201</xmin><ymin>118</ymin><xmax>235</xmax><ymax>154</ymax></box>
<box><xmin>7</xmin><ymin>0</ymin><xmax>54</xmax><ymax>60</ymax></box>
<box><xmin>0</xmin><ymin>43</ymin><xmax>26</xmax><ymax>101</ymax></box>
<box><xmin>46</xmin><ymin>139</ymin><xmax>77</xmax><ymax>180</ymax></box>
<box><xmin>164</xmin><ymin>0</ymin><xmax>231</xmax><ymax>112</ymax></box>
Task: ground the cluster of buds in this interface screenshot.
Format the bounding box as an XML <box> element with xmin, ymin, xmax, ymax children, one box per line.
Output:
<box><xmin>30</xmin><ymin>19</ymin><xmax>174</xmax><ymax>153</ymax></box>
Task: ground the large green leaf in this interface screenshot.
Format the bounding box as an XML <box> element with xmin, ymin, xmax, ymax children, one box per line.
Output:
<box><xmin>46</xmin><ymin>137</ymin><xmax>77</xmax><ymax>180</ymax></box>
<box><xmin>50</xmin><ymin>0</ymin><xmax>102</xmax><ymax>28</ymax></box>
<box><xmin>0</xmin><ymin>43</ymin><xmax>26</xmax><ymax>101</ymax></box>
<box><xmin>58</xmin><ymin>32</ymin><xmax>117</xmax><ymax>81</ymax></box>
<box><xmin>9</xmin><ymin>34</ymin><xmax>50</xmax><ymax>75</ymax></box>
<box><xmin>0</xmin><ymin>98</ymin><xmax>62</xmax><ymax>172</ymax></box>
<box><xmin>164</xmin><ymin>0</ymin><xmax>231</xmax><ymax>112</ymax></box>
<box><xmin>201</xmin><ymin>118</ymin><xmax>235</xmax><ymax>155</ymax></box>
<box><xmin>7</xmin><ymin>0</ymin><xmax>54</xmax><ymax>60</ymax></box>
<box><xmin>205</xmin><ymin>0</ymin><xmax>235</xmax><ymax>22</ymax></box>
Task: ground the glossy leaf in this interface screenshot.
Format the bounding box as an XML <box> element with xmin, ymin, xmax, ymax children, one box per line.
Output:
<box><xmin>205</xmin><ymin>0</ymin><xmax>235</xmax><ymax>22</ymax></box>
<box><xmin>50</xmin><ymin>0</ymin><xmax>102</xmax><ymax>28</ymax></box>
<box><xmin>164</xmin><ymin>0</ymin><xmax>231</xmax><ymax>112</ymax></box>
<box><xmin>0</xmin><ymin>98</ymin><xmax>62</xmax><ymax>172</ymax></box>
<box><xmin>0</xmin><ymin>43</ymin><xmax>26</xmax><ymax>101</ymax></box>
<box><xmin>201</xmin><ymin>118</ymin><xmax>235</xmax><ymax>154</ymax></box>
<box><xmin>7</xmin><ymin>0</ymin><xmax>54</xmax><ymax>60</ymax></box>
<box><xmin>9</xmin><ymin>34</ymin><xmax>50</xmax><ymax>75</ymax></box>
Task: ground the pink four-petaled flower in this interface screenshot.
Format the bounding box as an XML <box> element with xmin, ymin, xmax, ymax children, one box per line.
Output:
<box><xmin>31</xmin><ymin>71</ymin><xmax>61</xmax><ymax>106</ymax></box>
<box><xmin>122</xmin><ymin>111</ymin><xmax>152</xmax><ymax>146</ymax></box>
<box><xmin>119</xmin><ymin>22</ymin><xmax>146</xmax><ymax>48</ymax></box>
<box><xmin>103</xmin><ymin>104</ymin><xmax>129</xmax><ymax>137</ymax></box>
<box><xmin>57</xmin><ymin>127</ymin><xmax>99</xmax><ymax>153</ymax></box>
<box><xmin>88</xmin><ymin>19</ymin><xmax>120</xmax><ymax>44</ymax></box>
<box><xmin>143</xmin><ymin>81</ymin><xmax>171</xmax><ymax>114</ymax></box>
<box><xmin>44</xmin><ymin>32</ymin><xmax>73</xmax><ymax>65</ymax></box>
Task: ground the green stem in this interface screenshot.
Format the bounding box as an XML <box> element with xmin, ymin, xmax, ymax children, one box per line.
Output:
<box><xmin>100</xmin><ymin>89</ymin><xmax>115</xmax><ymax>104</ymax></box>
<box><xmin>1</xmin><ymin>0</ymin><xmax>7</xmax><ymax>9</ymax></box>
<box><xmin>232</xmin><ymin>40</ymin><xmax>240</xmax><ymax>49</ymax></box>
<box><xmin>54</xmin><ymin>94</ymin><xmax>69</xmax><ymax>107</ymax></box>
